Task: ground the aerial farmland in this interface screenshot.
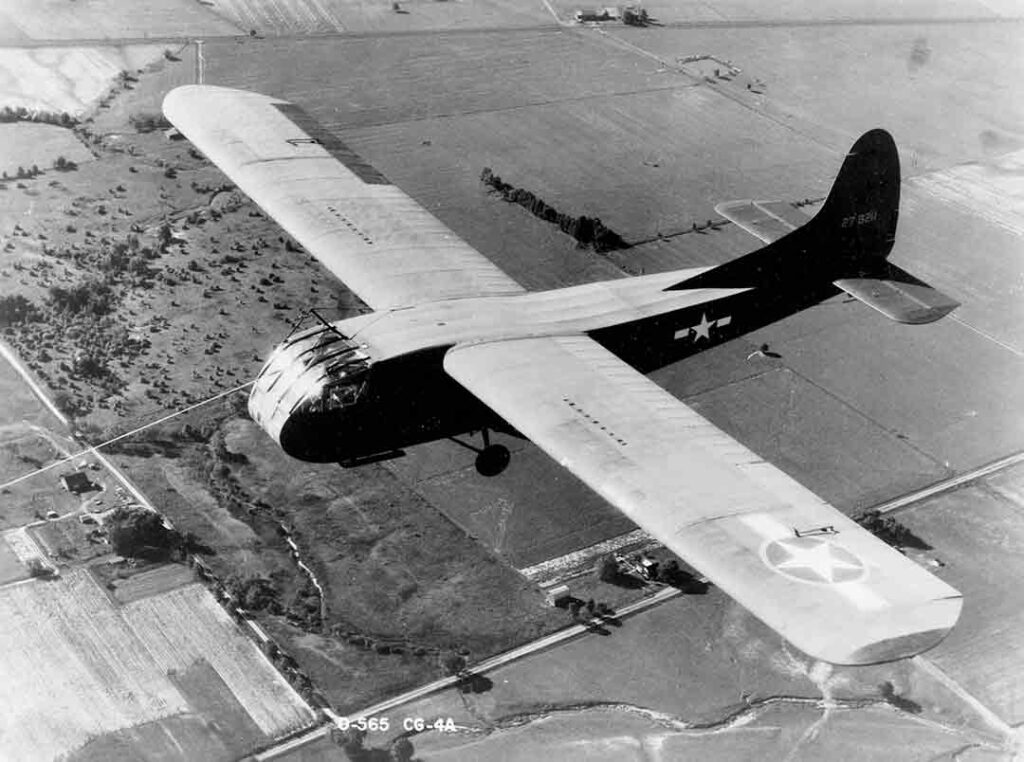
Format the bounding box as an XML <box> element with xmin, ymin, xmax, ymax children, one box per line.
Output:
<box><xmin>1</xmin><ymin>0</ymin><xmax>1023</xmax><ymax>760</ymax></box>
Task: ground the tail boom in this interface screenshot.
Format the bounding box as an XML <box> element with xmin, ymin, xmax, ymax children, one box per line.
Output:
<box><xmin>669</xmin><ymin>129</ymin><xmax>958</xmax><ymax>324</ymax></box>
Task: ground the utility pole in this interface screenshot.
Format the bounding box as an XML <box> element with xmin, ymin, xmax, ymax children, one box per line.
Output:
<box><xmin>195</xmin><ymin>39</ymin><xmax>205</xmax><ymax>85</ymax></box>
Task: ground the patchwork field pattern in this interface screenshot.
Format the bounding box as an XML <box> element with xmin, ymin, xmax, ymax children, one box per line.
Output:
<box><xmin>0</xmin><ymin>570</ymin><xmax>313</xmax><ymax>761</ymax></box>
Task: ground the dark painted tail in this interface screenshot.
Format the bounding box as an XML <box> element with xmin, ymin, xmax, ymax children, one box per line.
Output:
<box><xmin>815</xmin><ymin>128</ymin><xmax>900</xmax><ymax>266</ymax></box>
<box><xmin>669</xmin><ymin>130</ymin><xmax>958</xmax><ymax>323</ymax></box>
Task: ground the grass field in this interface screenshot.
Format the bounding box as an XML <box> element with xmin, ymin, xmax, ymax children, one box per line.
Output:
<box><xmin>0</xmin><ymin>123</ymin><xmax>94</xmax><ymax>179</ymax></box>
<box><xmin>0</xmin><ymin>569</ymin><xmax>313</xmax><ymax>760</ymax></box>
<box><xmin>410</xmin><ymin>703</ymin><xmax>995</xmax><ymax>762</ymax></box>
<box><xmin>0</xmin><ymin>533</ymin><xmax>28</xmax><ymax>584</ymax></box>
<box><xmin>899</xmin><ymin>465</ymin><xmax>1024</xmax><ymax>726</ymax></box>
<box><xmin>31</xmin><ymin>514</ymin><xmax>109</xmax><ymax>563</ymax></box>
<box><xmin>390</xmin><ymin>588</ymin><xmax>1005</xmax><ymax>758</ymax></box>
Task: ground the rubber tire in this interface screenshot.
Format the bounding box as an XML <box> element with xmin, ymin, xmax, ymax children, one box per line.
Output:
<box><xmin>475</xmin><ymin>444</ymin><xmax>511</xmax><ymax>477</ymax></box>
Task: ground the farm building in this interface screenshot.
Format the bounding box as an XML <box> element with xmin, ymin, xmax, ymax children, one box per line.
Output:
<box><xmin>59</xmin><ymin>470</ymin><xmax>95</xmax><ymax>495</ymax></box>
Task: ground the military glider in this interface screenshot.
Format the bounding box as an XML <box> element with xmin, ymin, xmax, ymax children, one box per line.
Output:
<box><xmin>164</xmin><ymin>85</ymin><xmax>962</xmax><ymax>665</ymax></box>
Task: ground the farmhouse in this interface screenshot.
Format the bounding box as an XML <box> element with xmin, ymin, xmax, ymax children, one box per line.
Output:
<box><xmin>59</xmin><ymin>470</ymin><xmax>95</xmax><ymax>495</ymax></box>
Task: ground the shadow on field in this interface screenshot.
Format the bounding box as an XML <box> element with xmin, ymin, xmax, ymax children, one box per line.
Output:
<box><xmin>456</xmin><ymin>671</ymin><xmax>494</xmax><ymax>694</ymax></box>
<box><xmin>662</xmin><ymin>567</ymin><xmax>710</xmax><ymax>595</ymax></box>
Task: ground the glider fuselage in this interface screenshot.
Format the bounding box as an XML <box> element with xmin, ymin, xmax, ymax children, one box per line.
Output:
<box><xmin>249</xmin><ymin>268</ymin><xmax>840</xmax><ymax>462</ymax></box>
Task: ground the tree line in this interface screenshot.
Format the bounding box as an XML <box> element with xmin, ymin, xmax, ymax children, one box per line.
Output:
<box><xmin>481</xmin><ymin>167</ymin><xmax>629</xmax><ymax>253</ymax></box>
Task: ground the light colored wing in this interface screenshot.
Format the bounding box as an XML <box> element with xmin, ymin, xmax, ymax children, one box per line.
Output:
<box><xmin>716</xmin><ymin>199</ymin><xmax>811</xmax><ymax>243</ymax></box>
<box><xmin>163</xmin><ymin>85</ymin><xmax>524</xmax><ymax>310</ymax></box>
<box><xmin>444</xmin><ymin>335</ymin><xmax>961</xmax><ymax>665</ymax></box>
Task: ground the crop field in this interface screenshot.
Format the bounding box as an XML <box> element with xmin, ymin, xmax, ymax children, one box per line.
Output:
<box><xmin>122</xmin><ymin>583</ymin><xmax>313</xmax><ymax>735</ymax></box>
<box><xmin>0</xmin><ymin>569</ymin><xmax>313</xmax><ymax>761</ymax></box>
<box><xmin>0</xmin><ymin>0</ymin><xmax>240</xmax><ymax>41</ymax></box>
<box><xmin>626</xmin><ymin>20</ymin><xmax>1024</xmax><ymax>172</ymax></box>
<box><xmin>0</xmin><ymin>45</ymin><xmax>168</xmax><ymax>116</ymax></box>
<box><xmin>206</xmin><ymin>0</ymin><xmax>347</xmax><ymax>35</ymax></box>
<box><xmin>93</xmin><ymin>561</ymin><xmax>197</xmax><ymax>605</ymax></box>
<box><xmin>203</xmin><ymin>30</ymin><xmax>682</xmax><ymax>131</ymax></box>
<box><xmin>206</xmin><ymin>0</ymin><xmax>553</xmax><ymax>36</ymax></box>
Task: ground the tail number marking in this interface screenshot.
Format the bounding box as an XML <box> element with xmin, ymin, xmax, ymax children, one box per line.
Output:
<box><xmin>841</xmin><ymin>209</ymin><xmax>878</xmax><ymax>228</ymax></box>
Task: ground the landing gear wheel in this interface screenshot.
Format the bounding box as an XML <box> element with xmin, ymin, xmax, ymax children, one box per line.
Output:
<box><xmin>475</xmin><ymin>444</ymin><xmax>510</xmax><ymax>477</ymax></box>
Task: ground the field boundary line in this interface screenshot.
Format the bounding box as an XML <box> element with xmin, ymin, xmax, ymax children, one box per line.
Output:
<box><xmin>518</xmin><ymin>527</ymin><xmax>654</xmax><ymax>583</ymax></box>
<box><xmin>875</xmin><ymin>451</ymin><xmax>1024</xmax><ymax>516</ymax></box>
<box><xmin>334</xmin><ymin>585</ymin><xmax>683</xmax><ymax>723</ymax></box>
<box><xmin>913</xmin><ymin>657</ymin><xmax>1018</xmax><ymax>741</ymax></box>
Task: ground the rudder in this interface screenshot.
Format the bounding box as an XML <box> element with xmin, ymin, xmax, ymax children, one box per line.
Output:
<box><xmin>814</xmin><ymin>128</ymin><xmax>900</xmax><ymax>266</ymax></box>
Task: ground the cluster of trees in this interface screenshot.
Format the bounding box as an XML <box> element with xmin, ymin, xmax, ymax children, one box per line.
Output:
<box><xmin>49</xmin><ymin>280</ymin><xmax>115</xmax><ymax>316</ymax></box>
<box><xmin>0</xmin><ymin>294</ymin><xmax>41</xmax><ymax>326</ymax></box>
<box><xmin>53</xmin><ymin>155</ymin><xmax>78</xmax><ymax>172</ymax></box>
<box><xmin>480</xmin><ymin>167</ymin><xmax>629</xmax><ymax>253</ymax></box>
<box><xmin>0</xmin><ymin>105</ymin><xmax>77</xmax><ymax>127</ymax></box>
<box><xmin>108</xmin><ymin>505</ymin><xmax>186</xmax><ymax>560</ymax></box>
<box><xmin>226</xmin><ymin>574</ymin><xmax>282</xmax><ymax>613</ymax></box>
<box><xmin>2</xmin><ymin>164</ymin><xmax>42</xmax><ymax>181</ymax></box>
<box><xmin>858</xmin><ymin>510</ymin><xmax>931</xmax><ymax>550</ymax></box>
<box><xmin>622</xmin><ymin>7</ymin><xmax>651</xmax><ymax>25</ymax></box>
<box><xmin>128</xmin><ymin>111</ymin><xmax>172</xmax><ymax>134</ymax></box>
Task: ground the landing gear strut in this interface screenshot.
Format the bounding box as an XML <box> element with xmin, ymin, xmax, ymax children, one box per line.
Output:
<box><xmin>450</xmin><ymin>428</ymin><xmax>510</xmax><ymax>477</ymax></box>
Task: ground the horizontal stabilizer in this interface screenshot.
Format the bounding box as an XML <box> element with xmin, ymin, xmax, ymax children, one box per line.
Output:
<box><xmin>715</xmin><ymin>200</ymin><xmax>811</xmax><ymax>244</ymax></box>
<box><xmin>835</xmin><ymin>263</ymin><xmax>959</xmax><ymax>324</ymax></box>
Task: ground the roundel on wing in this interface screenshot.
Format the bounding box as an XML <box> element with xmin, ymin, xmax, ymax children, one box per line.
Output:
<box><xmin>761</xmin><ymin>535</ymin><xmax>867</xmax><ymax>585</ymax></box>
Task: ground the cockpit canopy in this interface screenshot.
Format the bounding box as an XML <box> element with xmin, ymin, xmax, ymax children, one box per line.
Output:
<box><xmin>248</xmin><ymin>322</ymin><xmax>371</xmax><ymax>444</ymax></box>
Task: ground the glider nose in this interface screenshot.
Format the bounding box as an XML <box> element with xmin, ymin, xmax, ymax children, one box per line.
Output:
<box><xmin>248</xmin><ymin>324</ymin><xmax>371</xmax><ymax>461</ymax></box>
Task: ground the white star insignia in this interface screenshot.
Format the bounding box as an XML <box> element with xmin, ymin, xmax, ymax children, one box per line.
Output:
<box><xmin>692</xmin><ymin>313</ymin><xmax>713</xmax><ymax>341</ymax></box>
<box><xmin>775</xmin><ymin>540</ymin><xmax>863</xmax><ymax>583</ymax></box>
